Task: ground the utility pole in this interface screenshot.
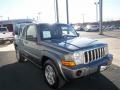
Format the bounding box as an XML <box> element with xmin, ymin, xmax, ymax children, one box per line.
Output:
<box><xmin>55</xmin><ymin>0</ymin><xmax>59</xmax><ymax>23</ymax></box>
<box><xmin>81</xmin><ymin>14</ymin><xmax>84</xmax><ymax>24</ymax></box>
<box><xmin>94</xmin><ymin>2</ymin><xmax>99</xmax><ymax>22</ymax></box>
<box><xmin>38</xmin><ymin>12</ymin><xmax>41</xmax><ymax>21</ymax></box>
<box><xmin>0</xmin><ymin>16</ymin><xmax>3</xmax><ymax>21</ymax></box>
<box><xmin>36</xmin><ymin>16</ymin><xmax>38</xmax><ymax>21</ymax></box>
<box><xmin>8</xmin><ymin>17</ymin><xmax>10</xmax><ymax>20</ymax></box>
<box><xmin>99</xmin><ymin>0</ymin><xmax>103</xmax><ymax>35</ymax></box>
<box><xmin>66</xmin><ymin>0</ymin><xmax>69</xmax><ymax>24</ymax></box>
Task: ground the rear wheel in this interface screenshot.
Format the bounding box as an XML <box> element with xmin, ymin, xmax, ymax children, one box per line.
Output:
<box><xmin>16</xmin><ymin>47</ymin><xmax>25</xmax><ymax>62</ymax></box>
<box><xmin>0</xmin><ymin>40</ymin><xmax>5</xmax><ymax>44</ymax></box>
<box><xmin>43</xmin><ymin>60</ymin><xmax>66</xmax><ymax>89</ymax></box>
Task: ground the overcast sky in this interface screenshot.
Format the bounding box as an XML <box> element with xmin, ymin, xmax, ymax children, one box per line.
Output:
<box><xmin>0</xmin><ymin>0</ymin><xmax>120</xmax><ymax>23</ymax></box>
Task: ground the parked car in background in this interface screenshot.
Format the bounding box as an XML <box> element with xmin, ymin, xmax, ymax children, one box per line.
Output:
<box><xmin>0</xmin><ymin>19</ymin><xmax>36</xmax><ymax>32</ymax></box>
<box><xmin>73</xmin><ymin>25</ymin><xmax>85</xmax><ymax>31</ymax></box>
<box><xmin>115</xmin><ymin>25</ymin><xmax>120</xmax><ymax>29</ymax></box>
<box><xmin>14</xmin><ymin>23</ymin><xmax>113</xmax><ymax>89</ymax></box>
<box><xmin>104</xmin><ymin>25</ymin><xmax>116</xmax><ymax>30</ymax></box>
<box><xmin>85</xmin><ymin>24</ymin><xmax>99</xmax><ymax>32</ymax></box>
<box><xmin>0</xmin><ymin>27</ymin><xmax>14</xmax><ymax>43</ymax></box>
<box><xmin>108</xmin><ymin>25</ymin><xmax>115</xmax><ymax>30</ymax></box>
<box><xmin>72</xmin><ymin>24</ymin><xmax>80</xmax><ymax>30</ymax></box>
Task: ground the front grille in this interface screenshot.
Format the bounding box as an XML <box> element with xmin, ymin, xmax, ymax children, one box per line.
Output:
<box><xmin>84</xmin><ymin>47</ymin><xmax>105</xmax><ymax>63</ymax></box>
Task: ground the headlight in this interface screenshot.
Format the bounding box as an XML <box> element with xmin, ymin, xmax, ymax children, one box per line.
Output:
<box><xmin>104</xmin><ymin>46</ymin><xmax>108</xmax><ymax>55</ymax></box>
<box><xmin>61</xmin><ymin>54</ymin><xmax>76</xmax><ymax>67</ymax></box>
<box><xmin>61</xmin><ymin>52</ymin><xmax>84</xmax><ymax>67</ymax></box>
<box><xmin>73</xmin><ymin>52</ymin><xmax>84</xmax><ymax>65</ymax></box>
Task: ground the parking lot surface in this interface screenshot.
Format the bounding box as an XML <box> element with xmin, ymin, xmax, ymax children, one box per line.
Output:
<box><xmin>0</xmin><ymin>31</ymin><xmax>120</xmax><ymax>90</ymax></box>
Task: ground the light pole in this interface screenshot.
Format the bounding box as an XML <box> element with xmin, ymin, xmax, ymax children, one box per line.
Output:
<box><xmin>81</xmin><ymin>14</ymin><xmax>85</xmax><ymax>24</ymax></box>
<box><xmin>66</xmin><ymin>0</ymin><xmax>69</xmax><ymax>24</ymax></box>
<box><xmin>94</xmin><ymin>2</ymin><xmax>99</xmax><ymax>22</ymax></box>
<box><xmin>99</xmin><ymin>0</ymin><xmax>103</xmax><ymax>35</ymax></box>
<box><xmin>54</xmin><ymin>0</ymin><xmax>59</xmax><ymax>23</ymax></box>
<box><xmin>38</xmin><ymin>12</ymin><xmax>41</xmax><ymax>21</ymax></box>
<box><xmin>0</xmin><ymin>16</ymin><xmax>3</xmax><ymax>21</ymax></box>
<box><xmin>8</xmin><ymin>17</ymin><xmax>10</xmax><ymax>20</ymax></box>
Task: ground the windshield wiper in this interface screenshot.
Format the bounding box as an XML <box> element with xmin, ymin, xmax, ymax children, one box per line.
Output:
<box><xmin>63</xmin><ymin>34</ymin><xmax>77</xmax><ymax>38</ymax></box>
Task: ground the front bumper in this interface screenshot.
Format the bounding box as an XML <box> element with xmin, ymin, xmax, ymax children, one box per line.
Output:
<box><xmin>61</xmin><ymin>54</ymin><xmax>113</xmax><ymax>80</ymax></box>
<box><xmin>0</xmin><ymin>37</ymin><xmax>14</xmax><ymax>41</ymax></box>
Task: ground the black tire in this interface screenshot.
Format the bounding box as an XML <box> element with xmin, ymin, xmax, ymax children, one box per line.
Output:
<box><xmin>43</xmin><ymin>60</ymin><xmax>66</xmax><ymax>89</ymax></box>
<box><xmin>94</xmin><ymin>67</ymin><xmax>101</xmax><ymax>75</ymax></box>
<box><xmin>16</xmin><ymin>47</ymin><xmax>25</xmax><ymax>62</ymax></box>
<box><xmin>10</xmin><ymin>40</ymin><xmax>13</xmax><ymax>44</ymax></box>
<box><xmin>1</xmin><ymin>40</ymin><xmax>5</xmax><ymax>44</ymax></box>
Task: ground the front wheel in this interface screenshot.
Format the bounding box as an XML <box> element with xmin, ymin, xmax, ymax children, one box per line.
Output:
<box><xmin>44</xmin><ymin>60</ymin><xmax>66</xmax><ymax>89</ymax></box>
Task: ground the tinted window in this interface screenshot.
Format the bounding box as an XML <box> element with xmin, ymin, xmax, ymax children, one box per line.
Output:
<box><xmin>3</xmin><ymin>24</ymin><xmax>13</xmax><ymax>32</ymax></box>
<box><xmin>0</xmin><ymin>27</ymin><xmax>7</xmax><ymax>32</ymax></box>
<box><xmin>26</xmin><ymin>25</ymin><xmax>37</xmax><ymax>41</ymax></box>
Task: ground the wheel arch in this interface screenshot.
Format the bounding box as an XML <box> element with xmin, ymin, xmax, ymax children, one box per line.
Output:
<box><xmin>40</xmin><ymin>52</ymin><xmax>67</xmax><ymax>81</ymax></box>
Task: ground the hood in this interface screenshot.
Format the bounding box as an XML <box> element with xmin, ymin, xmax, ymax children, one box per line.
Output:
<box><xmin>45</xmin><ymin>37</ymin><xmax>106</xmax><ymax>51</ymax></box>
<box><xmin>0</xmin><ymin>32</ymin><xmax>13</xmax><ymax>38</ymax></box>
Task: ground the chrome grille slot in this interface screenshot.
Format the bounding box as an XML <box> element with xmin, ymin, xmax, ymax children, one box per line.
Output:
<box><xmin>98</xmin><ymin>49</ymin><xmax>100</xmax><ymax>58</ymax></box>
<box><xmin>84</xmin><ymin>47</ymin><xmax>105</xmax><ymax>63</ymax></box>
<box><xmin>94</xmin><ymin>49</ymin><xmax>96</xmax><ymax>60</ymax></box>
<box><xmin>89</xmin><ymin>51</ymin><xmax>91</xmax><ymax>61</ymax></box>
<box><xmin>102</xmin><ymin>48</ymin><xmax>105</xmax><ymax>56</ymax></box>
<box><xmin>99</xmin><ymin>48</ymin><xmax>101</xmax><ymax>57</ymax></box>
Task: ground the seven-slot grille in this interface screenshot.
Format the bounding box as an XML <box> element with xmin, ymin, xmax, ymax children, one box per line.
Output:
<box><xmin>84</xmin><ymin>47</ymin><xmax>105</xmax><ymax>63</ymax></box>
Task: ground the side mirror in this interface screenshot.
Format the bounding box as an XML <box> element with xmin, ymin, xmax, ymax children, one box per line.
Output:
<box><xmin>14</xmin><ymin>30</ymin><xmax>19</xmax><ymax>35</ymax></box>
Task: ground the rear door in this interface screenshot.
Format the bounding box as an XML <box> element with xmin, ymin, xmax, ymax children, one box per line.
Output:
<box><xmin>22</xmin><ymin>24</ymin><xmax>41</xmax><ymax>63</ymax></box>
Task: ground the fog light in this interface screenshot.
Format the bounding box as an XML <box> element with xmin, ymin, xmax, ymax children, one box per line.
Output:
<box><xmin>76</xmin><ymin>70</ymin><xmax>82</xmax><ymax>76</ymax></box>
<box><xmin>100</xmin><ymin>66</ymin><xmax>108</xmax><ymax>71</ymax></box>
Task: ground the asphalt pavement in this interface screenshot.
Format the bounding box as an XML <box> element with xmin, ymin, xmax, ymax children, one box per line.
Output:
<box><xmin>0</xmin><ymin>61</ymin><xmax>119</xmax><ymax>90</ymax></box>
<box><xmin>0</xmin><ymin>31</ymin><xmax>120</xmax><ymax>90</ymax></box>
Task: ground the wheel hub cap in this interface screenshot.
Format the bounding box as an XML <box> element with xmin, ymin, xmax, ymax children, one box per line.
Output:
<box><xmin>45</xmin><ymin>65</ymin><xmax>55</xmax><ymax>85</ymax></box>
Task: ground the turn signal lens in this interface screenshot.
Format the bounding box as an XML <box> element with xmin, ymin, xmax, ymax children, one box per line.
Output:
<box><xmin>61</xmin><ymin>60</ymin><xmax>76</xmax><ymax>67</ymax></box>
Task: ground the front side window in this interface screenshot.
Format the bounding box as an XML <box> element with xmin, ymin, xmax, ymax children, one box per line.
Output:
<box><xmin>26</xmin><ymin>25</ymin><xmax>37</xmax><ymax>41</ymax></box>
<box><xmin>60</xmin><ymin>25</ymin><xmax>77</xmax><ymax>37</ymax></box>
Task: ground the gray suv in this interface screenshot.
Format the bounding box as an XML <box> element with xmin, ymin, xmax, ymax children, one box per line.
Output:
<box><xmin>14</xmin><ymin>23</ymin><xmax>113</xmax><ymax>89</ymax></box>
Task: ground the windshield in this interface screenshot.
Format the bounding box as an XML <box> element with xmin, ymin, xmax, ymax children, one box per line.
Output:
<box><xmin>0</xmin><ymin>28</ymin><xmax>7</xmax><ymax>32</ymax></box>
<box><xmin>39</xmin><ymin>24</ymin><xmax>78</xmax><ymax>40</ymax></box>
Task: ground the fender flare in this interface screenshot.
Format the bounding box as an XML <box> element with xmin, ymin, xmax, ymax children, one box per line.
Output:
<box><xmin>40</xmin><ymin>50</ymin><xmax>67</xmax><ymax>80</ymax></box>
